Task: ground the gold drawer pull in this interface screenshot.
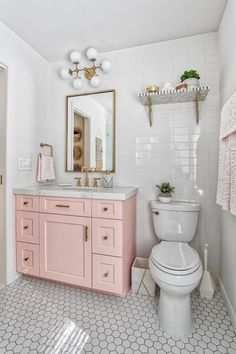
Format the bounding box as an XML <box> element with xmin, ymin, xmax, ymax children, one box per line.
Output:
<box><xmin>103</xmin><ymin>207</ymin><xmax>108</xmax><ymax>211</ymax></box>
<box><xmin>103</xmin><ymin>236</ymin><xmax>108</xmax><ymax>240</ymax></box>
<box><xmin>152</xmin><ymin>211</ymin><xmax>159</xmax><ymax>215</ymax></box>
<box><xmin>23</xmin><ymin>201</ymin><xmax>29</xmax><ymax>205</ymax></box>
<box><xmin>55</xmin><ymin>204</ymin><xmax>70</xmax><ymax>208</ymax></box>
<box><xmin>103</xmin><ymin>272</ymin><xmax>109</xmax><ymax>278</ymax></box>
<box><xmin>24</xmin><ymin>225</ymin><xmax>29</xmax><ymax>230</ymax></box>
<box><xmin>24</xmin><ymin>257</ymin><xmax>29</xmax><ymax>262</ymax></box>
<box><xmin>84</xmin><ymin>225</ymin><xmax>88</xmax><ymax>242</ymax></box>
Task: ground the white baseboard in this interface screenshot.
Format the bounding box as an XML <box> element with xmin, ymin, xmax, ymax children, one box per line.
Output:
<box><xmin>6</xmin><ymin>272</ymin><xmax>21</xmax><ymax>285</ymax></box>
<box><xmin>218</xmin><ymin>276</ymin><xmax>236</xmax><ymax>331</ymax></box>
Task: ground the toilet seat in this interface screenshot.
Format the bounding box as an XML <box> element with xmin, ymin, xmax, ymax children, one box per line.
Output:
<box><xmin>151</xmin><ymin>242</ymin><xmax>200</xmax><ymax>276</ymax></box>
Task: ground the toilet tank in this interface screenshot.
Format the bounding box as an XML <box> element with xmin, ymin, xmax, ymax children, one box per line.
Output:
<box><xmin>151</xmin><ymin>200</ymin><xmax>200</xmax><ymax>242</ymax></box>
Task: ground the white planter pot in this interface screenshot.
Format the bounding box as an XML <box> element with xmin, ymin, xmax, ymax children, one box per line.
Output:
<box><xmin>183</xmin><ymin>78</ymin><xmax>200</xmax><ymax>89</ymax></box>
<box><xmin>159</xmin><ymin>196</ymin><xmax>172</xmax><ymax>203</ymax></box>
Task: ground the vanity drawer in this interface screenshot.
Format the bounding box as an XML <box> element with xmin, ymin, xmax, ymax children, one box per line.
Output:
<box><xmin>16</xmin><ymin>195</ymin><xmax>38</xmax><ymax>212</ymax></box>
<box><xmin>92</xmin><ymin>200</ymin><xmax>123</xmax><ymax>219</ymax></box>
<box><xmin>92</xmin><ymin>218</ymin><xmax>123</xmax><ymax>257</ymax></box>
<box><xmin>16</xmin><ymin>211</ymin><xmax>39</xmax><ymax>244</ymax></box>
<box><xmin>92</xmin><ymin>254</ymin><xmax>123</xmax><ymax>295</ymax></box>
<box><xmin>39</xmin><ymin>196</ymin><xmax>91</xmax><ymax>217</ymax></box>
<box><xmin>16</xmin><ymin>242</ymin><xmax>39</xmax><ymax>276</ymax></box>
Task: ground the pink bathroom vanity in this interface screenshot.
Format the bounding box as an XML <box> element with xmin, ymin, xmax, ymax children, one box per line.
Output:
<box><xmin>14</xmin><ymin>186</ymin><xmax>137</xmax><ymax>297</ymax></box>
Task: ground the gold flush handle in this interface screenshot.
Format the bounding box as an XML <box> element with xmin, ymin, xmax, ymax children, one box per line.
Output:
<box><xmin>152</xmin><ymin>211</ymin><xmax>159</xmax><ymax>215</ymax></box>
<box><xmin>84</xmin><ymin>225</ymin><xmax>88</xmax><ymax>242</ymax></box>
<box><xmin>55</xmin><ymin>204</ymin><xmax>70</xmax><ymax>208</ymax></box>
<box><xmin>103</xmin><ymin>272</ymin><xmax>109</xmax><ymax>278</ymax></box>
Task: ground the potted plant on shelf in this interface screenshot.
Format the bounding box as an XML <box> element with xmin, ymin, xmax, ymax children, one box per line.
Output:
<box><xmin>156</xmin><ymin>182</ymin><xmax>175</xmax><ymax>203</ymax></box>
<box><xmin>180</xmin><ymin>70</ymin><xmax>200</xmax><ymax>89</ymax></box>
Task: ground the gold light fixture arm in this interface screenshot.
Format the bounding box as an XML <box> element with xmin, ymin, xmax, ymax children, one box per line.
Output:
<box><xmin>69</xmin><ymin>59</ymin><xmax>103</xmax><ymax>80</ymax></box>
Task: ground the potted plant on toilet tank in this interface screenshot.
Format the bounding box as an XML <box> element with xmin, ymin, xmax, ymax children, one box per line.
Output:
<box><xmin>156</xmin><ymin>182</ymin><xmax>175</xmax><ymax>203</ymax></box>
<box><xmin>180</xmin><ymin>69</ymin><xmax>200</xmax><ymax>89</ymax></box>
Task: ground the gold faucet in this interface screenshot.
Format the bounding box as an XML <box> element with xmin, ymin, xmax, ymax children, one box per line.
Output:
<box><xmin>82</xmin><ymin>166</ymin><xmax>96</xmax><ymax>187</ymax></box>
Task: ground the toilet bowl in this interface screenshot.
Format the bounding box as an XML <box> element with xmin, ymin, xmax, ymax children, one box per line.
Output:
<box><xmin>149</xmin><ymin>201</ymin><xmax>203</xmax><ymax>337</ymax></box>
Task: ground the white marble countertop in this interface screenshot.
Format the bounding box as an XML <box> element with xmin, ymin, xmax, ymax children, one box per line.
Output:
<box><xmin>13</xmin><ymin>185</ymin><xmax>138</xmax><ymax>201</ymax></box>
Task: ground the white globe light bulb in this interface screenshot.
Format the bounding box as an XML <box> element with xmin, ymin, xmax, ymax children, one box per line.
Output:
<box><xmin>90</xmin><ymin>75</ymin><xmax>101</xmax><ymax>87</ymax></box>
<box><xmin>101</xmin><ymin>60</ymin><xmax>112</xmax><ymax>73</ymax></box>
<box><xmin>72</xmin><ymin>77</ymin><xmax>83</xmax><ymax>89</ymax></box>
<box><xmin>69</xmin><ymin>51</ymin><xmax>81</xmax><ymax>63</ymax></box>
<box><xmin>60</xmin><ymin>68</ymin><xmax>70</xmax><ymax>79</ymax></box>
<box><xmin>86</xmin><ymin>47</ymin><xmax>98</xmax><ymax>60</ymax></box>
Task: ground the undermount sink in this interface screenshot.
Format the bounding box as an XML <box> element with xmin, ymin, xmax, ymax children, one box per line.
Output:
<box><xmin>57</xmin><ymin>185</ymin><xmax>96</xmax><ymax>192</ymax></box>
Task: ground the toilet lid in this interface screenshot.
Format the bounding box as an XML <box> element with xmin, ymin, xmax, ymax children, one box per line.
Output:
<box><xmin>151</xmin><ymin>242</ymin><xmax>200</xmax><ymax>272</ymax></box>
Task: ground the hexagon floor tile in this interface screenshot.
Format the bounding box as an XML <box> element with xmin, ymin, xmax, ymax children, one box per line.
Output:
<box><xmin>0</xmin><ymin>276</ymin><xmax>235</xmax><ymax>353</ymax></box>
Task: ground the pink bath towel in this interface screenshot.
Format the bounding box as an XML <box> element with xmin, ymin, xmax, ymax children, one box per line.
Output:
<box><xmin>217</xmin><ymin>92</ymin><xmax>236</xmax><ymax>215</ymax></box>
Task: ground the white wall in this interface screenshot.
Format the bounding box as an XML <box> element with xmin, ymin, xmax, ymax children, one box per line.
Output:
<box><xmin>0</xmin><ymin>20</ymin><xmax>50</xmax><ymax>283</ymax></box>
<box><xmin>43</xmin><ymin>32</ymin><xmax>220</xmax><ymax>278</ymax></box>
<box><xmin>0</xmin><ymin>67</ymin><xmax>7</xmax><ymax>285</ymax></box>
<box><xmin>218</xmin><ymin>0</ymin><xmax>236</xmax><ymax>328</ymax></box>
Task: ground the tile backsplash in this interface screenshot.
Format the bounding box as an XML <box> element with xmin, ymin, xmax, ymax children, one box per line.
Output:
<box><xmin>42</xmin><ymin>32</ymin><xmax>220</xmax><ymax>278</ymax></box>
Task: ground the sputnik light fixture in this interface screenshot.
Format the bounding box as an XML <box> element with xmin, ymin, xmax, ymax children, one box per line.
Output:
<box><xmin>60</xmin><ymin>48</ymin><xmax>112</xmax><ymax>89</ymax></box>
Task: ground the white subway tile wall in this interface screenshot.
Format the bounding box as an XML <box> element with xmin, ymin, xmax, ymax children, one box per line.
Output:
<box><xmin>47</xmin><ymin>32</ymin><xmax>220</xmax><ymax>279</ymax></box>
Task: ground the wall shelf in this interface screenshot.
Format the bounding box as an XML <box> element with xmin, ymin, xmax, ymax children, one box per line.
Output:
<box><xmin>139</xmin><ymin>86</ymin><xmax>210</xmax><ymax>127</ymax></box>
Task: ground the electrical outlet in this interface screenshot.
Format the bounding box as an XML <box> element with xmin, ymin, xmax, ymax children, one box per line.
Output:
<box><xmin>18</xmin><ymin>158</ymin><xmax>32</xmax><ymax>171</ymax></box>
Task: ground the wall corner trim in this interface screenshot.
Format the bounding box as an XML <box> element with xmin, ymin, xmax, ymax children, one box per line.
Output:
<box><xmin>218</xmin><ymin>276</ymin><xmax>236</xmax><ymax>331</ymax></box>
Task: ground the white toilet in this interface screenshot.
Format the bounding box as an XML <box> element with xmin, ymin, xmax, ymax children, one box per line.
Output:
<box><xmin>149</xmin><ymin>200</ymin><xmax>203</xmax><ymax>338</ymax></box>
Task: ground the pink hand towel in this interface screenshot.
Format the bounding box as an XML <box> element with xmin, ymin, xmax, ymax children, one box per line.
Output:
<box><xmin>37</xmin><ymin>154</ymin><xmax>55</xmax><ymax>182</ymax></box>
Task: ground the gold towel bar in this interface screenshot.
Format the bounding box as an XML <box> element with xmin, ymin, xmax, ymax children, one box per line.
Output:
<box><xmin>40</xmin><ymin>143</ymin><xmax>53</xmax><ymax>156</ymax></box>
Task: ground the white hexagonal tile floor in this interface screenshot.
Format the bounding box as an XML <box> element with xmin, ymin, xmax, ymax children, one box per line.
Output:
<box><xmin>0</xmin><ymin>276</ymin><xmax>235</xmax><ymax>353</ymax></box>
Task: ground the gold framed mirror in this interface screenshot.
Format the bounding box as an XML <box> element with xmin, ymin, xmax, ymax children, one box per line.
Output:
<box><xmin>66</xmin><ymin>89</ymin><xmax>116</xmax><ymax>172</ymax></box>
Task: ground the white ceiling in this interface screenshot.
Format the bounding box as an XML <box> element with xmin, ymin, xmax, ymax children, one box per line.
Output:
<box><xmin>0</xmin><ymin>0</ymin><xmax>227</xmax><ymax>63</ymax></box>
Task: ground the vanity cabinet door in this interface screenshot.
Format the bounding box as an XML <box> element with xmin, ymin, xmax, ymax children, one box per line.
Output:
<box><xmin>92</xmin><ymin>200</ymin><xmax>123</xmax><ymax>219</ymax></box>
<box><xmin>92</xmin><ymin>254</ymin><xmax>123</xmax><ymax>295</ymax></box>
<box><xmin>40</xmin><ymin>214</ymin><xmax>91</xmax><ymax>287</ymax></box>
<box><xmin>92</xmin><ymin>218</ymin><xmax>123</xmax><ymax>257</ymax></box>
<box><xmin>16</xmin><ymin>242</ymin><xmax>39</xmax><ymax>276</ymax></box>
<box><xmin>16</xmin><ymin>195</ymin><xmax>38</xmax><ymax>212</ymax></box>
<box><xmin>16</xmin><ymin>211</ymin><xmax>39</xmax><ymax>244</ymax></box>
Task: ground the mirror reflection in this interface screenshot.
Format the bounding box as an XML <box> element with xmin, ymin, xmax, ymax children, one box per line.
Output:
<box><xmin>66</xmin><ymin>90</ymin><xmax>115</xmax><ymax>172</ymax></box>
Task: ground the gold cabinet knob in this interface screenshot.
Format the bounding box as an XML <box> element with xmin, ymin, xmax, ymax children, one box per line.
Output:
<box><xmin>103</xmin><ymin>235</ymin><xmax>108</xmax><ymax>240</ymax></box>
<box><xmin>23</xmin><ymin>201</ymin><xmax>29</xmax><ymax>205</ymax></box>
<box><xmin>103</xmin><ymin>272</ymin><xmax>109</xmax><ymax>278</ymax></box>
<box><xmin>24</xmin><ymin>257</ymin><xmax>29</xmax><ymax>262</ymax></box>
<box><xmin>103</xmin><ymin>207</ymin><xmax>108</xmax><ymax>212</ymax></box>
<box><xmin>24</xmin><ymin>225</ymin><xmax>29</xmax><ymax>230</ymax></box>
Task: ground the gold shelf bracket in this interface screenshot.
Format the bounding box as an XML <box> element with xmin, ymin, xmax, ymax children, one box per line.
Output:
<box><xmin>195</xmin><ymin>92</ymin><xmax>200</xmax><ymax>124</ymax></box>
<box><xmin>147</xmin><ymin>96</ymin><xmax>153</xmax><ymax>127</ymax></box>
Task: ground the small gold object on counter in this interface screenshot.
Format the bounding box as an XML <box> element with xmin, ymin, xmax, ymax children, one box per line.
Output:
<box><xmin>146</xmin><ymin>85</ymin><xmax>159</xmax><ymax>93</ymax></box>
<box><xmin>93</xmin><ymin>178</ymin><xmax>101</xmax><ymax>188</ymax></box>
